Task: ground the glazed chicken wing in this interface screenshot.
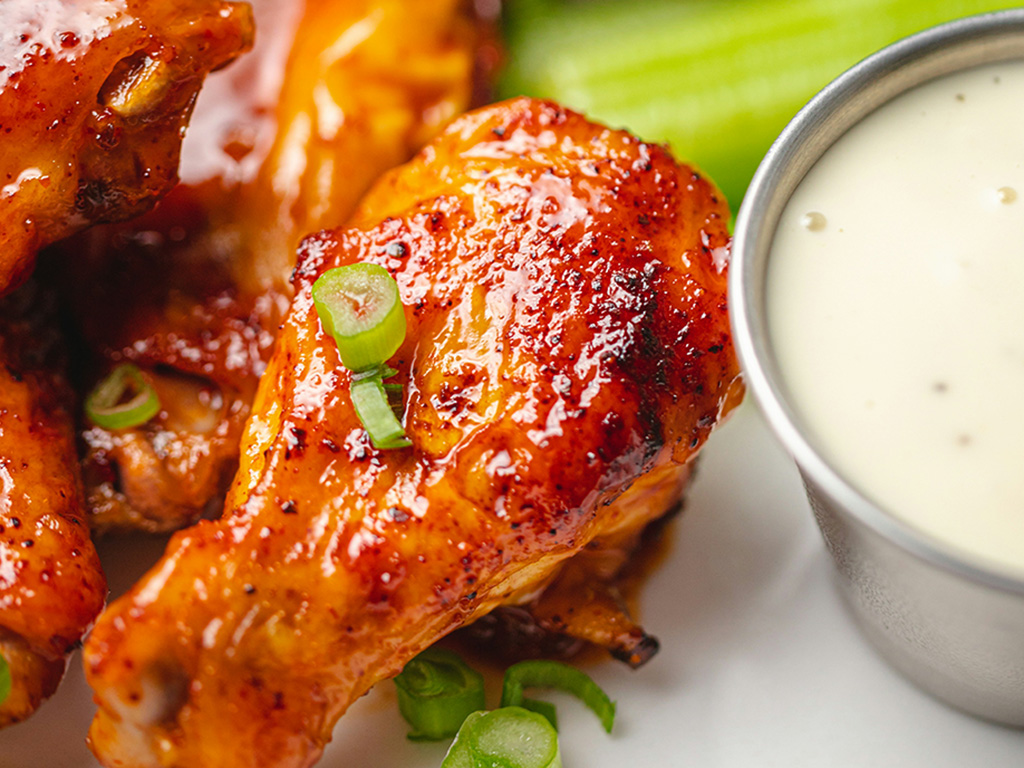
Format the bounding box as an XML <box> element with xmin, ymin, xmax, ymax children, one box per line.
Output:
<box><xmin>0</xmin><ymin>0</ymin><xmax>253</xmax><ymax>294</ymax></box>
<box><xmin>59</xmin><ymin>0</ymin><xmax>480</xmax><ymax>532</ymax></box>
<box><xmin>84</xmin><ymin>97</ymin><xmax>743</xmax><ymax>768</ymax></box>
<box><xmin>0</xmin><ymin>281</ymin><xmax>105</xmax><ymax>727</ymax></box>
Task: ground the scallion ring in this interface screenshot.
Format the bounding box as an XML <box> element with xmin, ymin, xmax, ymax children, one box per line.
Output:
<box><xmin>441</xmin><ymin>707</ymin><xmax>562</xmax><ymax>768</ymax></box>
<box><xmin>312</xmin><ymin>264</ymin><xmax>412</xmax><ymax>449</ymax></box>
<box><xmin>351</xmin><ymin>373</ymin><xmax>411</xmax><ymax>450</ymax></box>
<box><xmin>0</xmin><ymin>653</ymin><xmax>10</xmax><ymax>706</ymax></box>
<box><xmin>84</xmin><ymin>363</ymin><xmax>161</xmax><ymax>430</ymax></box>
<box><xmin>311</xmin><ymin>263</ymin><xmax>406</xmax><ymax>373</ymax></box>
<box><xmin>520</xmin><ymin>697</ymin><xmax>559</xmax><ymax>731</ymax></box>
<box><xmin>394</xmin><ymin>648</ymin><xmax>486</xmax><ymax>741</ymax></box>
<box><xmin>500</xmin><ymin>660</ymin><xmax>616</xmax><ymax>734</ymax></box>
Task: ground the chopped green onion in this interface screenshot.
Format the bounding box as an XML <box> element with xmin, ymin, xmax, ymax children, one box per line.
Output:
<box><xmin>0</xmin><ymin>653</ymin><xmax>10</xmax><ymax>706</ymax></box>
<box><xmin>441</xmin><ymin>708</ymin><xmax>562</xmax><ymax>768</ymax></box>
<box><xmin>350</xmin><ymin>373</ymin><xmax>411</xmax><ymax>450</ymax></box>
<box><xmin>394</xmin><ymin>648</ymin><xmax>486</xmax><ymax>741</ymax></box>
<box><xmin>312</xmin><ymin>264</ymin><xmax>412</xmax><ymax>449</ymax></box>
<box><xmin>84</xmin><ymin>363</ymin><xmax>161</xmax><ymax>430</ymax></box>
<box><xmin>312</xmin><ymin>263</ymin><xmax>406</xmax><ymax>373</ymax></box>
<box><xmin>501</xmin><ymin>660</ymin><xmax>615</xmax><ymax>734</ymax></box>
<box><xmin>520</xmin><ymin>698</ymin><xmax>559</xmax><ymax>731</ymax></box>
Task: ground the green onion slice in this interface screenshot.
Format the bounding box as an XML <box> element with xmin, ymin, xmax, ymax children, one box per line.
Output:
<box><xmin>394</xmin><ymin>648</ymin><xmax>486</xmax><ymax>741</ymax></box>
<box><xmin>0</xmin><ymin>653</ymin><xmax>10</xmax><ymax>706</ymax></box>
<box><xmin>350</xmin><ymin>373</ymin><xmax>411</xmax><ymax>450</ymax></box>
<box><xmin>312</xmin><ymin>263</ymin><xmax>406</xmax><ymax>373</ymax></box>
<box><xmin>501</xmin><ymin>660</ymin><xmax>616</xmax><ymax>734</ymax></box>
<box><xmin>313</xmin><ymin>264</ymin><xmax>411</xmax><ymax>449</ymax></box>
<box><xmin>520</xmin><ymin>698</ymin><xmax>559</xmax><ymax>731</ymax></box>
<box><xmin>84</xmin><ymin>363</ymin><xmax>161</xmax><ymax>430</ymax></box>
<box><xmin>441</xmin><ymin>708</ymin><xmax>562</xmax><ymax>768</ymax></box>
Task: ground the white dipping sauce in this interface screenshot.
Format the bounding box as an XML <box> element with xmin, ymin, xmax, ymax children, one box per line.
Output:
<box><xmin>769</xmin><ymin>60</ymin><xmax>1024</xmax><ymax>575</ymax></box>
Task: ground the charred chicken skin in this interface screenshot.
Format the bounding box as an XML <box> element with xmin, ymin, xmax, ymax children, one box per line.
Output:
<box><xmin>61</xmin><ymin>0</ymin><xmax>480</xmax><ymax>532</ymax></box>
<box><xmin>0</xmin><ymin>281</ymin><xmax>106</xmax><ymax>727</ymax></box>
<box><xmin>84</xmin><ymin>97</ymin><xmax>743</xmax><ymax>768</ymax></box>
<box><xmin>0</xmin><ymin>0</ymin><xmax>253</xmax><ymax>294</ymax></box>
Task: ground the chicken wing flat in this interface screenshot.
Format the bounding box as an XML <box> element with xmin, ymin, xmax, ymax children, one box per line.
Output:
<box><xmin>84</xmin><ymin>97</ymin><xmax>743</xmax><ymax>768</ymax></box>
<box><xmin>0</xmin><ymin>281</ymin><xmax>106</xmax><ymax>727</ymax></box>
<box><xmin>60</xmin><ymin>0</ymin><xmax>480</xmax><ymax>532</ymax></box>
<box><xmin>0</xmin><ymin>0</ymin><xmax>254</xmax><ymax>294</ymax></box>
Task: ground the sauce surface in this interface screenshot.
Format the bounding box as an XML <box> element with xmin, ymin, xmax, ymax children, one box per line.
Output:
<box><xmin>769</xmin><ymin>60</ymin><xmax>1024</xmax><ymax>575</ymax></box>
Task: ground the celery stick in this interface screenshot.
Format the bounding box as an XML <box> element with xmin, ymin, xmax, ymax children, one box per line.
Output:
<box><xmin>500</xmin><ymin>0</ymin><xmax>1022</xmax><ymax>209</ymax></box>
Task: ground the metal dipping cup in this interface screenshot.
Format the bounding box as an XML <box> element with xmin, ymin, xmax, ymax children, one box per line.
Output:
<box><xmin>730</xmin><ymin>10</ymin><xmax>1024</xmax><ymax>727</ymax></box>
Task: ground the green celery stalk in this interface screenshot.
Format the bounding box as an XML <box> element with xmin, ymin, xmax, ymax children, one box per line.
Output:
<box><xmin>500</xmin><ymin>0</ymin><xmax>1022</xmax><ymax>209</ymax></box>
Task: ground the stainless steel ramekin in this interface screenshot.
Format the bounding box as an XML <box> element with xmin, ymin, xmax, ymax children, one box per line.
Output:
<box><xmin>730</xmin><ymin>10</ymin><xmax>1024</xmax><ymax>727</ymax></box>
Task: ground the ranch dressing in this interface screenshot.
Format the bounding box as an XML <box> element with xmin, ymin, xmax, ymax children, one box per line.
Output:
<box><xmin>769</xmin><ymin>60</ymin><xmax>1024</xmax><ymax>575</ymax></box>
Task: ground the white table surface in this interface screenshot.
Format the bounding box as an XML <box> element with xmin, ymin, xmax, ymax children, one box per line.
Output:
<box><xmin>6</xmin><ymin>402</ymin><xmax>1023</xmax><ymax>767</ymax></box>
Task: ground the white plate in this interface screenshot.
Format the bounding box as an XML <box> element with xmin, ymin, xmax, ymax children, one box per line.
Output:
<box><xmin>5</xmin><ymin>402</ymin><xmax>1023</xmax><ymax>765</ymax></box>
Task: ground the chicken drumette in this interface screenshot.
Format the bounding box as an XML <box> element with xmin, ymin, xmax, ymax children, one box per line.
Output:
<box><xmin>84</xmin><ymin>97</ymin><xmax>743</xmax><ymax>768</ymax></box>
<box><xmin>57</xmin><ymin>0</ymin><xmax>481</xmax><ymax>533</ymax></box>
<box><xmin>0</xmin><ymin>281</ymin><xmax>106</xmax><ymax>727</ymax></box>
<box><xmin>0</xmin><ymin>0</ymin><xmax>254</xmax><ymax>726</ymax></box>
<box><xmin>0</xmin><ymin>0</ymin><xmax>253</xmax><ymax>293</ymax></box>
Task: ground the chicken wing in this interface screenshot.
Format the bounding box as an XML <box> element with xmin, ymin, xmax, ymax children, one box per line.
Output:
<box><xmin>0</xmin><ymin>0</ymin><xmax>253</xmax><ymax>294</ymax></box>
<box><xmin>60</xmin><ymin>0</ymin><xmax>480</xmax><ymax>532</ymax></box>
<box><xmin>0</xmin><ymin>280</ymin><xmax>106</xmax><ymax>727</ymax></box>
<box><xmin>84</xmin><ymin>97</ymin><xmax>743</xmax><ymax>768</ymax></box>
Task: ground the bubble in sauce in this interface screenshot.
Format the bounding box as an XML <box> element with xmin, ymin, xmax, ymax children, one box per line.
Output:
<box><xmin>800</xmin><ymin>211</ymin><xmax>827</xmax><ymax>231</ymax></box>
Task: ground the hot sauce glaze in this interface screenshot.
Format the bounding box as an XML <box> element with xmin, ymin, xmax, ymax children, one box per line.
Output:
<box><xmin>0</xmin><ymin>0</ymin><xmax>254</xmax><ymax>293</ymax></box>
<box><xmin>0</xmin><ymin>281</ymin><xmax>105</xmax><ymax>727</ymax></box>
<box><xmin>59</xmin><ymin>0</ymin><xmax>481</xmax><ymax>532</ymax></box>
<box><xmin>84</xmin><ymin>98</ymin><xmax>742</xmax><ymax>768</ymax></box>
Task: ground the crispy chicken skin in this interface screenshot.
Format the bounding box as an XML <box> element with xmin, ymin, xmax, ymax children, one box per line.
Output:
<box><xmin>460</xmin><ymin>462</ymin><xmax>691</xmax><ymax>667</ymax></box>
<box><xmin>0</xmin><ymin>0</ymin><xmax>253</xmax><ymax>294</ymax></box>
<box><xmin>0</xmin><ymin>281</ymin><xmax>106</xmax><ymax>727</ymax></box>
<box><xmin>84</xmin><ymin>97</ymin><xmax>742</xmax><ymax>768</ymax></box>
<box><xmin>61</xmin><ymin>0</ymin><xmax>479</xmax><ymax>532</ymax></box>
